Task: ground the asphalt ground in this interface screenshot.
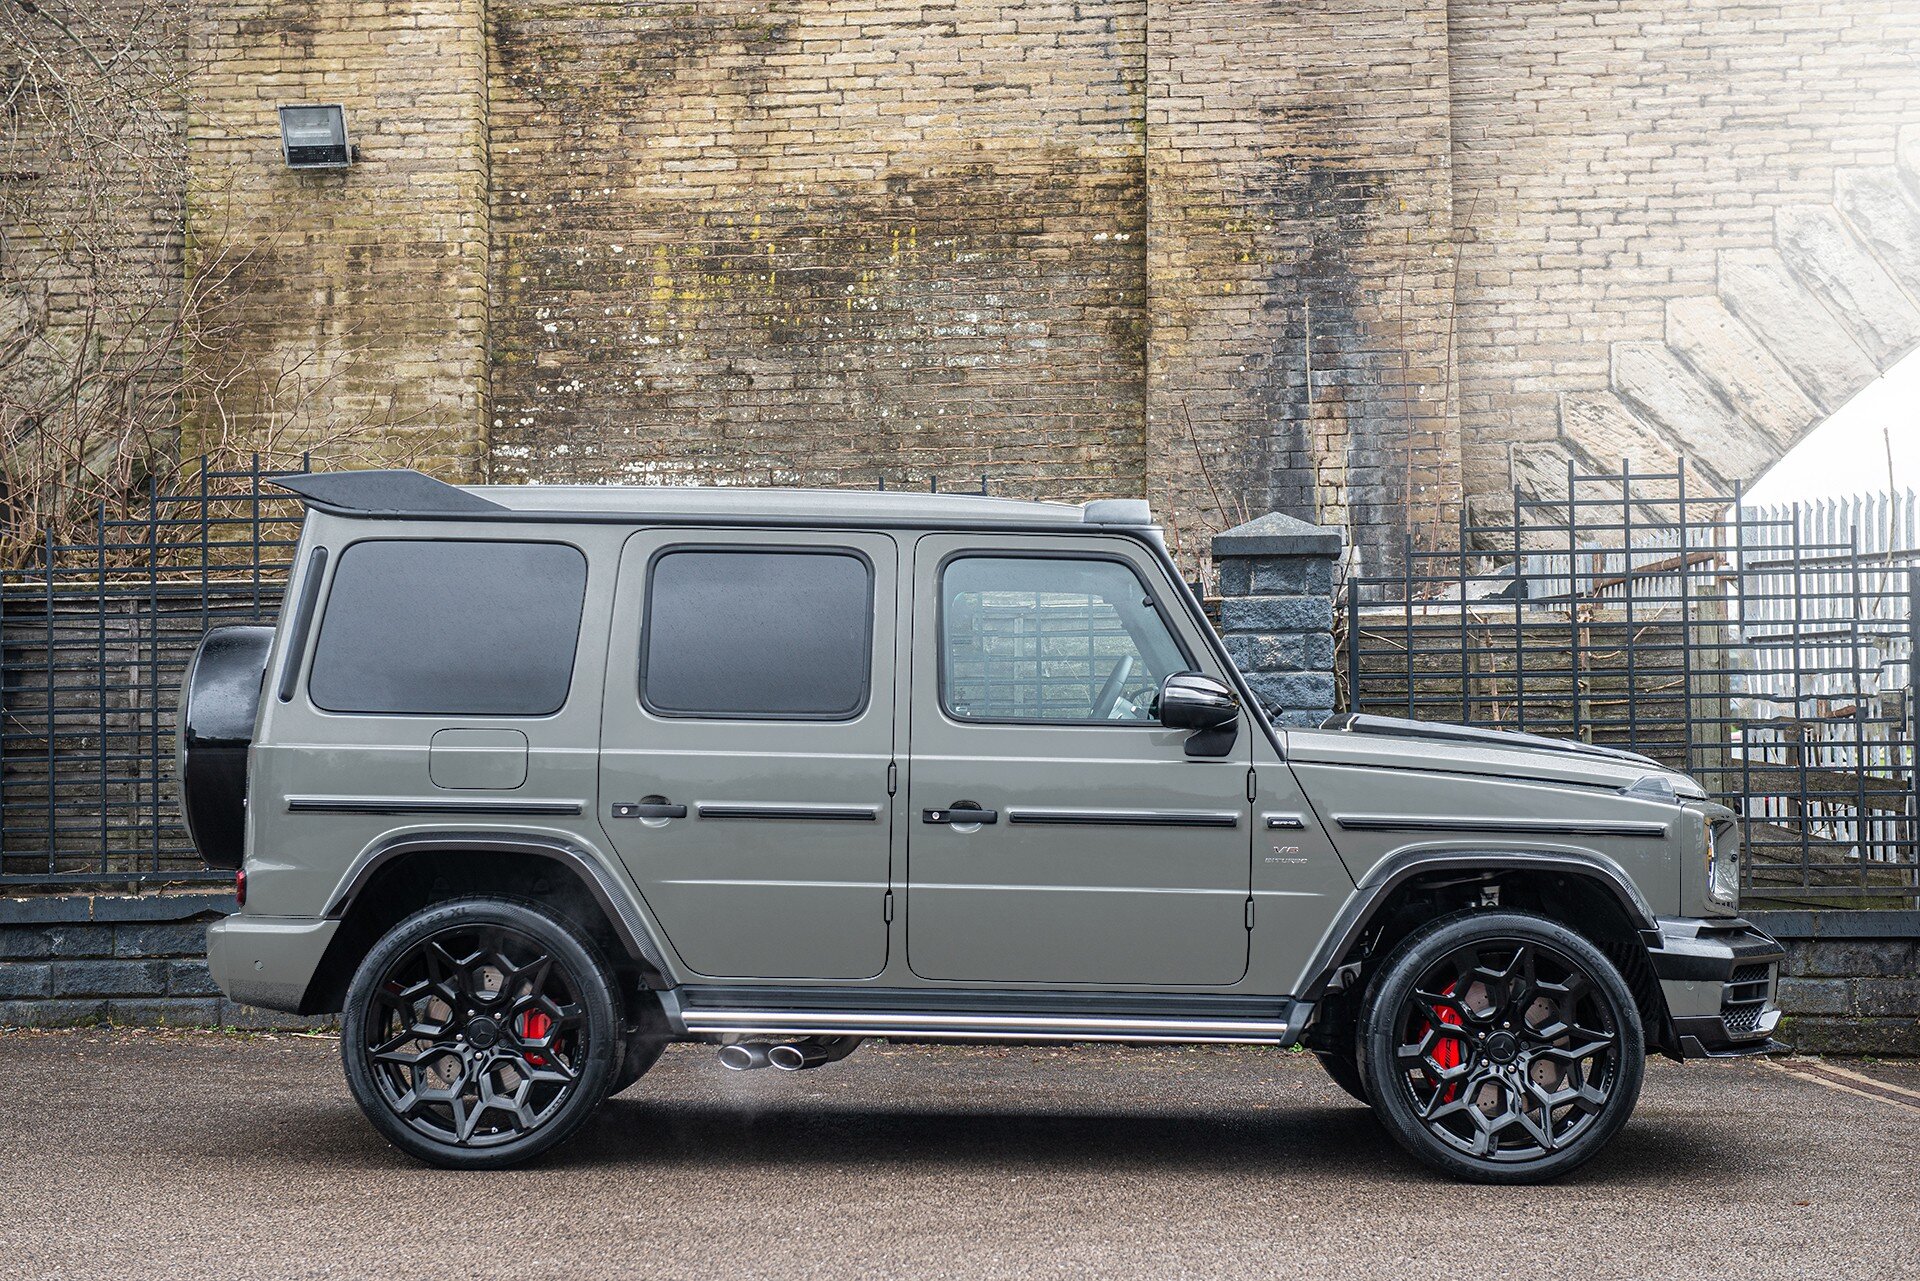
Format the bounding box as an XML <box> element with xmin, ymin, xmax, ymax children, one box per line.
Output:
<box><xmin>1</xmin><ymin>1030</ymin><xmax>1916</xmax><ymax>1280</ymax></box>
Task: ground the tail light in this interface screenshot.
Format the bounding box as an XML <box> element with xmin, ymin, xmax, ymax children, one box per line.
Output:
<box><xmin>235</xmin><ymin>868</ymin><xmax>248</xmax><ymax>908</ymax></box>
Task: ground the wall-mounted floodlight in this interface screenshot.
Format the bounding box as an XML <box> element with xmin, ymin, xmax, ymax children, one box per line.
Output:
<box><xmin>278</xmin><ymin>104</ymin><xmax>351</xmax><ymax>169</ymax></box>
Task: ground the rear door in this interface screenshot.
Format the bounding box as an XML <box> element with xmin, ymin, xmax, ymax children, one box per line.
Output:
<box><xmin>598</xmin><ymin>529</ymin><xmax>898</xmax><ymax>980</ymax></box>
<box><xmin>905</xmin><ymin>535</ymin><xmax>1253</xmax><ymax>986</ymax></box>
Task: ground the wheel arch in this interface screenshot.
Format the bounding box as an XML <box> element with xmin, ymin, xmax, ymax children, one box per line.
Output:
<box><xmin>1297</xmin><ymin>848</ymin><xmax>1677</xmax><ymax>1056</ymax></box>
<box><xmin>298</xmin><ymin>831</ymin><xmax>675</xmax><ymax>1015</ymax></box>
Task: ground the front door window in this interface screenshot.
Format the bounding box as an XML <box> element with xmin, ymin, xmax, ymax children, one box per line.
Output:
<box><xmin>939</xmin><ymin>556</ymin><xmax>1185</xmax><ymax>724</ymax></box>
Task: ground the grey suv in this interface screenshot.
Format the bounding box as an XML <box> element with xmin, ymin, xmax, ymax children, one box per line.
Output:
<box><xmin>178</xmin><ymin>470</ymin><xmax>1783</xmax><ymax>1181</ymax></box>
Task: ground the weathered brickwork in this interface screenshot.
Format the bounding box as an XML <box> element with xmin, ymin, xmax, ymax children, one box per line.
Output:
<box><xmin>1448</xmin><ymin>0</ymin><xmax>1920</xmax><ymax>515</ymax></box>
<box><xmin>183</xmin><ymin>0</ymin><xmax>491</xmax><ymax>476</ymax></box>
<box><xmin>485</xmin><ymin>2</ymin><xmax>1148</xmax><ymax>498</ymax></box>
<box><xmin>160</xmin><ymin>1</ymin><xmax>1920</xmax><ymax>567</ymax></box>
<box><xmin>1145</xmin><ymin>0</ymin><xmax>1461</xmax><ymax>576</ymax></box>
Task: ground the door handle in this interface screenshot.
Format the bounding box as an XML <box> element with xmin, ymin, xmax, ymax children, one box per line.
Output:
<box><xmin>924</xmin><ymin>806</ymin><xmax>998</xmax><ymax>825</ymax></box>
<box><xmin>612</xmin><ymin>801</ymin><xmax>686</xmax><ymax>819</ymax></box>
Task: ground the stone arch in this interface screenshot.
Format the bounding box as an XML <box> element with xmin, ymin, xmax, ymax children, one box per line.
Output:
<box><xmin>1507</xmin><ymin>125</ymin><xmax>1920</xmax><ymax>505</ymax></box>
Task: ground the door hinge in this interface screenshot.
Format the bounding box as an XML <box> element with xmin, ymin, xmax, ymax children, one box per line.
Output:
<box><xmin>883</xmin><ymin>890</ymin><xmax>895</xmax><ymax>923</ymax></box>
<box><xmin>887</xmin><ymin>761</ymin><xmax>898</xmax><ymax>796</ymax></box>
<box><xmin>1246</xmin><ymin>767</ymin><xmax>1258</xmax><ymax>803</ymax></box>
<box><xmin>1245</xmin><ymin>898</ymin><xmax>1256</xmax><ymax>930</ymax></box>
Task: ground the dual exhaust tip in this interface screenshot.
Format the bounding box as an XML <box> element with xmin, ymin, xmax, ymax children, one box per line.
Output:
<box><xmin>718</xmin><ymin>1037</ymin><xmax>860</xmax><ymax>1073</ymax></box>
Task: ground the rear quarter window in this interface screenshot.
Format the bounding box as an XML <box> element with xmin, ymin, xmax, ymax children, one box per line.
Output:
<box><xmin>307</xmin><ymin>539</ymin><xmax>588</xmax><ymax>716</ymax></box>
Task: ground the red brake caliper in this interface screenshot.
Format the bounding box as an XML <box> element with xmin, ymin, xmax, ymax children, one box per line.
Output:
<box><xmin>519</xmin><ymin>1011</ymin><xmax>552</xmax><ymax>1067</ymax></box>
<box><xmin>1423</xmin><ymin>982</ymin><xmax>1466</xmax><ymax>1102</ymax></box>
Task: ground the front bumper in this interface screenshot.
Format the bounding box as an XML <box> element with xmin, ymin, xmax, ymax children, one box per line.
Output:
<box><xmin>206</xmin><ymin>913</ymin><xmax>339</xmax><ymax>1014</ymax></box>
<box><xmin>1650</xmin><ymin>916</ymin><xmax>1787</xmax><ymax>1058</ymax></box>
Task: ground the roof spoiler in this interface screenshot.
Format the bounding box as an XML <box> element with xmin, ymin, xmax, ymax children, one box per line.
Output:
<box><xmin>271</xmin><ymin>469</ymin><xmax>505</xmax><ymax>516</ymax></box>
<box><xmin>1083</xmin><ymin>498</ymin><xmax>1152</xmax><ymax>526</ymax></box>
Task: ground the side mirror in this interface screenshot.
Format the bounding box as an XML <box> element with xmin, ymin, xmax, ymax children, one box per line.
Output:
<box><xmin>1157</xmin><ymin>672</ymin><xmax>1240</xmax><ymax>758</ymax></box>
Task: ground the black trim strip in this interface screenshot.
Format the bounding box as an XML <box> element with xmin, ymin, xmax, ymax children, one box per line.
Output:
<box><xmin>1007</xmin><ymin>808</ymin><xmax>1240</xmax><ymax>829</ymax></box>
<box><xmin>696</xmin><ymin>803</ymin><xmax>880</xmax><ymax>822</ymax></box>
<box><xmin>288</xmin><ymin>796</ymin><xmax>584</xmax><ymax>817</ymax></box>
<box><xmin>1332</xmin><ymin>814</ymin><xmax>1669</xmax><ymax>839</ymax></box>
<box><xmin>275</xmin><ymin>545</ymin><xmax>327</xmax><ymax>703</ymax></box>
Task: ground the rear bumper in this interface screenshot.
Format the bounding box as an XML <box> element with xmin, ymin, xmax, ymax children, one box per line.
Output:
<box><xmin>1651</xmin><ymin>916</ymin><xmax>1787</xmax><ymax>1058</ymax></box>
<box><xmin>206</xmin><ymin>913</ymin><xmax>338</xmax><ymax>1014</ymax></box>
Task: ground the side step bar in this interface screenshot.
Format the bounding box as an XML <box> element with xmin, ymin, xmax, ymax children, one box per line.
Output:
<box><xmin>668</xmin><ymin>996</ymin><xmax>1308</xmax><ymax>1046</ymax></box>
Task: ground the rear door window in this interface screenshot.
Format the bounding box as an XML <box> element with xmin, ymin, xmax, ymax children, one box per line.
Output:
<box><xmin>307</xmin><ymin>540</ymin><xmax>587</xmax><ymax>716</ymax></box>
<box><xmin>641</xmin><ymin>548</ymin><xmax>873</xmax><ymax>719</ymax></box>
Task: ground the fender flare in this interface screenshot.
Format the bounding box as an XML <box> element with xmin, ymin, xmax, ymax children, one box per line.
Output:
<box><xmin>1294</xmin><ymin>846</ymin><xmax>1664</xmax><ymax>1001</ymax></box>
<box><xmin>324</xmin><ymin>830</ymin><xmax>677</xmax><ymax>984</ymax></box>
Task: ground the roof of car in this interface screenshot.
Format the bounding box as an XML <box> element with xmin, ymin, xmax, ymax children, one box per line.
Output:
<box><xmin>274</xmin><ymin>469</ymin><xmax>1154</xmax><ymax>530</ymax></box>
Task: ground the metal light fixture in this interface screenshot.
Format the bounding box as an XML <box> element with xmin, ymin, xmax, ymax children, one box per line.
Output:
<box><xmin>278</xmin><ymin>104</ymin><xmax>351</xmax><ymax>169</ymax></box>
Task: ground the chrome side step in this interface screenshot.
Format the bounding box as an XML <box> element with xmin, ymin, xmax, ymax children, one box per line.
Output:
<box><xmin>676</xmin><ymin>1007</ymin><xmax>1296</xmax><ymax>1046</ymax></box>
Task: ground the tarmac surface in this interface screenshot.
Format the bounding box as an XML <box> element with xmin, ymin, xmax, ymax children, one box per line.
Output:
<box><xmin>1</xmin><ymin>1029</ymin><xmax>1916</xmax><ymax>1280</ymax></box>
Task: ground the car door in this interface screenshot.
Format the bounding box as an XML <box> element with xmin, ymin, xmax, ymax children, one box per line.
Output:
<box><xmin>905</xmin><ymin>535</ymin><xmax>1252</xmax><ymax>987</ymax></box>
<box><xmin>598</xmin><ymin>529</ymin><xmax>898</xmax><ymax>980</ymax></box>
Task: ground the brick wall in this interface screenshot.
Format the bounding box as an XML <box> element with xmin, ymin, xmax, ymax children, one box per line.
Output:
<box><xmin>485</xmin><ymin>1</ymin><xmax>1148</xmax><ymax>499</ymax></box>
<box><xmin>184</xmin><ymin>0</ymin><xmax>491</xmax><ymax>476</ymax></box>
<box><xmin>1448</xmin><ymin>0</ymin><xmax>1920</xmax><ymax>514</ymax></box>
<box><xmin>1145</xmin><ymin>0</ymin><xmax>1461</xmax><ymax>578</ymax></box>
<box><xmin>52</xmin><ymin>1</ymin><xmax>1920</xmax><ymax>574</ymax></box>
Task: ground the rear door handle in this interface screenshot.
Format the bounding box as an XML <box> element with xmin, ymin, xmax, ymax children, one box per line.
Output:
<box><xmin>923</xmin><ymin>807</ymin><xmax>998</xmax><ymax>825</ymax></box>
<box><xmin>612</xmin><ymin>801</ymin><xmax>687</xmax><ymax>819</ymax></box>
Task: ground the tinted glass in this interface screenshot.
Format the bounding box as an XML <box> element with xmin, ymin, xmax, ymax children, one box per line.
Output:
<box><xmin>308</xmin><ymin>540</ymin><xmax>587</xmax><ymax>716</ymax></box>
<box><xmin>941</xmin><ymin>556</ymin><xmax>1186</xmax><ymax>723</ymax></box>
<box><xmin>643</xmin><ymin>549</ymin><xmax>873</xmax><ymax>719</ymax></box>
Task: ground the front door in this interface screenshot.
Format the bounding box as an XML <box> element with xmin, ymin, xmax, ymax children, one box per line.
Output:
<box><xmin>599</xmin><ymin>529</ymin><xmax>898</xmax><ymax>980</ymax></box>
<box><xmin>906</xmin><ymin>535</ymin><xmax>1252</xmax><ymax>986</ymax></box>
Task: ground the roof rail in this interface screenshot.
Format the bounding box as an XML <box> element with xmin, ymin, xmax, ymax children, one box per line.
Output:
<box><xmin>272</xmin><ymin>469</ymin><xmax>505</xmax><ymax>516</ymax></box>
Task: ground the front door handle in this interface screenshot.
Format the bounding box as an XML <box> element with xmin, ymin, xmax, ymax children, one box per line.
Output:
<box><xmin>924</xmin><ymin>806</ymin><xmax>998</xmax><ymax>825</ymax></box>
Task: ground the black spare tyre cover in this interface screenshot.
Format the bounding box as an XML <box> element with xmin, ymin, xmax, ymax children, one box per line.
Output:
<box><xmin>176</xmin><ymin>624</ymin><xmax>274</xmax><ymax>869</ymax></box>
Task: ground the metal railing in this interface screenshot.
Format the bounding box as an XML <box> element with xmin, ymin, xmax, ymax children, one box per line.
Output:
<box><xmin>0</xmin><ymin>457</ymin><xmax>310</xmax><ymax>887</ymax></box>
<box><xmin>1344</xmin><ymin>461</ymin><xmax>1920</xmax><ymax>906</ymax></box>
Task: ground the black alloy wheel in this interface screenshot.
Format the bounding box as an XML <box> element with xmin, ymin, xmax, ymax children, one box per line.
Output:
<box><xmin>1358</xmin><ymin>910</ymin><xmax>1644</xmax><ymax>1183</ymax></box>
<box><xmin>342</xmin><ymin>897</ymin><xmax>623</xmax><ymax>1168</ymax></box>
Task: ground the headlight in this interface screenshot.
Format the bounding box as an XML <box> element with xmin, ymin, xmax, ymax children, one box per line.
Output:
<box><xmin>1705</xmin><ymin>816</ymin><xmax>1738</xmax><ymax>906</ymax></box>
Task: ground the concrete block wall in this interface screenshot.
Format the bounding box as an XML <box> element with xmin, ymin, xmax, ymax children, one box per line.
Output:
<box><xmin>0</xmin><ymin>894</ymin><xmax>325</xmax><ymax>1031</ymax></box>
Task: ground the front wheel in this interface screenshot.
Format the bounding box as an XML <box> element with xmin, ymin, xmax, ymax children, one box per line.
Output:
<box><xmin>1357</xmin><ymin>910</ymin><xmax>1645</xmax><ymax>1183</ymax></box>
<box><xmin>341</xmin><ymin>897</ymin><xmax>624</xmax><ymax>1168</ymax></box>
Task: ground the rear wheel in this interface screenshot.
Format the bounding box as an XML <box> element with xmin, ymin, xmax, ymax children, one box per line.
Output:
<box><xmin>1357</xmin><ymin>910</ymin><xmax>1644</xmax><ymax>1183</ymax></box>
<box><xmin>341</xmin><ymin>897</ymin><xmax>622</xmax><ymax>1168</ymax></box>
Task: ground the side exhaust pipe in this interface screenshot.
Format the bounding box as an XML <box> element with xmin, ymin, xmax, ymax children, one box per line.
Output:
<box><xmin>767</xmin><ymin>1037</ymin><xmax>862</xmax><ymax>1072</ymax></box>
<box><xmin>717</xmin><ymin>1041</ymin><xmax>772</xmax><ymax>1071</ymax></box>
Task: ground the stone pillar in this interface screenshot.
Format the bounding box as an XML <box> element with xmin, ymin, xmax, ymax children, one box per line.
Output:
<box><xmin>1213</xmin><ymin>512</ymin><xmax>1344</xmax><ymax>728</ymax></box>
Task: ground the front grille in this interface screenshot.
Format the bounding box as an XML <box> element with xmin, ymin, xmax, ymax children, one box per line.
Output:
<box><xmin>1721</xmin><ymin>962</ymin><xmax>1774</xmax><ymax>1037</ymax></box>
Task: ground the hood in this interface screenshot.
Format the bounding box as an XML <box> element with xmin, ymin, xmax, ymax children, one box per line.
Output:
<box><xmin>1285</xmin><ymin>713</ymin><xmax>1703</xmax><ymax>798</ymax></box>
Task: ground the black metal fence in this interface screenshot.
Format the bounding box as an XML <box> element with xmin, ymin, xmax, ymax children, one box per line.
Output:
<box><xmin>1346</xmin><ymin>461</ymin><xmax>1920</xmax><ymax>906</ymax></box>
<box><xmin>0</xmin><ymin>458</ymin><xmax>310</xmax><ymax>887</ymax></box>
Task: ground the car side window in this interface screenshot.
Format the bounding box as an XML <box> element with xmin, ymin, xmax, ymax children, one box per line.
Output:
<box><xmin>940</xmin><ymin>555</ymin><xmax>1187</xmax><ymax>724</ymax></box>
<box><xmin>642</xmin><ymin>547</ymin><xmax>873</xmax><ymax>719</ymax></box>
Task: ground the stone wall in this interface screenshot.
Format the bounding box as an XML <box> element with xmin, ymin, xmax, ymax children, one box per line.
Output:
<box><xmin>0</xmin><ymin>893</ymin><xmax>319</xmax><ymax>1030</ymax></box>
<box><xmin>1753</xmin><ymin>911</ymin><xmax>1920</xmax><ymax>1056</ymax></box>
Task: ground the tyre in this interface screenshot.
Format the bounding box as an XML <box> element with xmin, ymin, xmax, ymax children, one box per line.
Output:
<box><xmin>341</xmin><ymin>897</ymin><xmax>623</xmax><ymax>1169</ymax></box>
<box><xmin>1313</xmin><ymin>1048</ymin><xmax>1371</xmax><ymax>1105</ymax></box>
<box><xmin>1356</xmin><ymin>910</ymin><xmax>1645</xmax><ymax>1184</ymax></box>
